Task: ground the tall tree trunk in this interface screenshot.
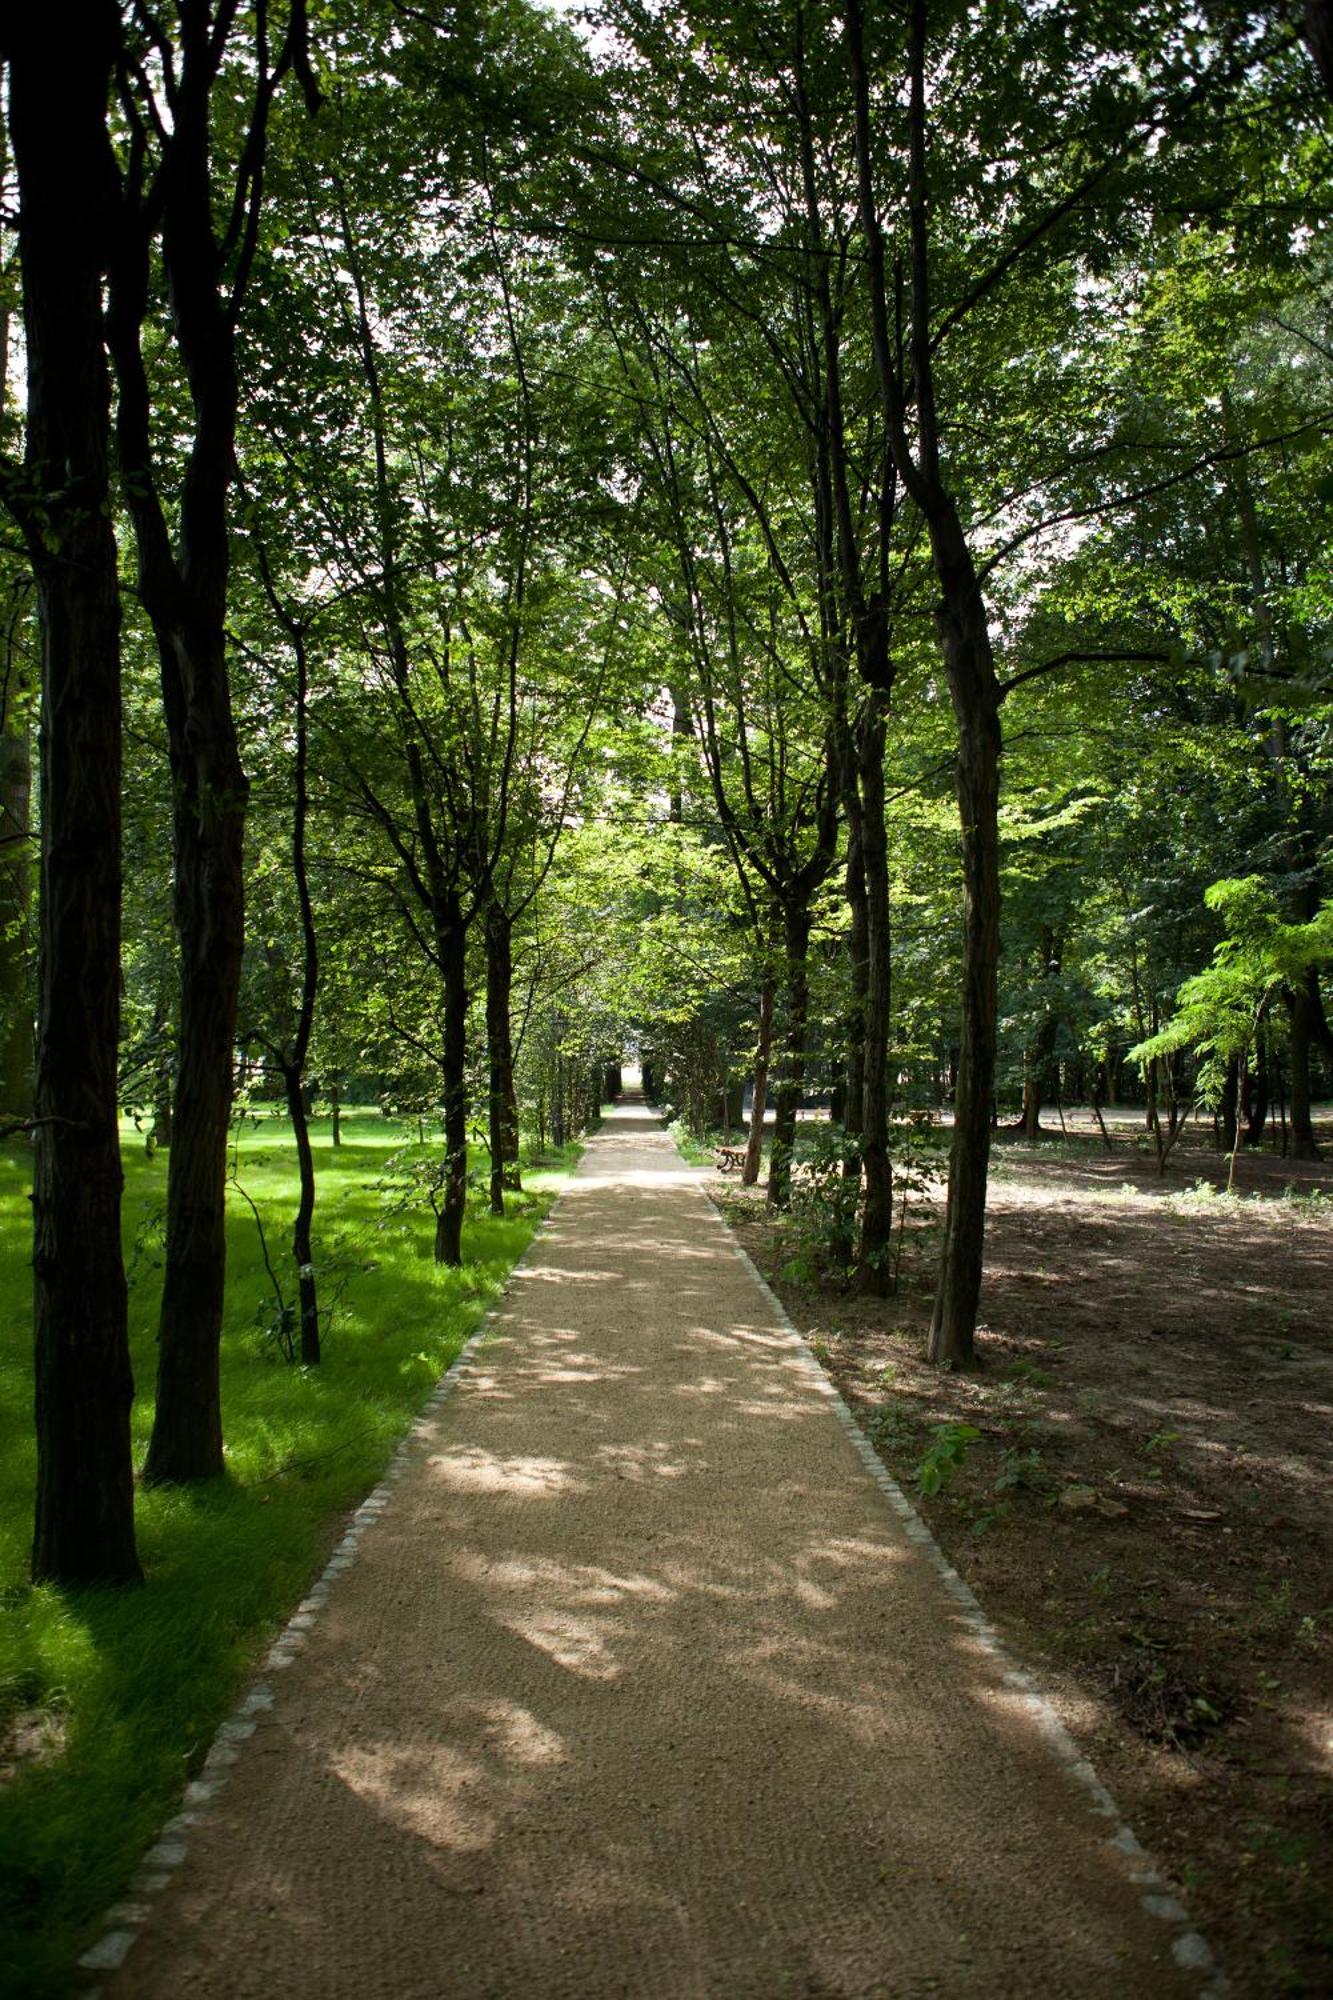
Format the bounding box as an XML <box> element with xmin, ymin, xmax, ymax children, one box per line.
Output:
<box><xmin>7</xmin><ymin>6</ymin><xmax>141</xmax><ymax>1581</ymax></box>
<box><xmin>109</xmin><ymin>0</ymin><xmax>316</xmax><ymax>1479</ymax></box>
<box><xmin>435</xmin><ymin>902</ymin><xmax>468</xmax><ymax>1267</ymax></box>
<box><xmin>1020</xmin><ymin>928</ymin><xmax>1060</xmax><ymax>1141</ymax></box>
<box><xmin>926</xmin><ymin>539</ymin><xmax>1002</xmax><ymax>1367</ymax></box>
<box><xmin>768</xmin><ymin>906</ymin><xmax>811</xmax><ymax>1210</ymax></box>
<box><xmin>141</xmin><ymin>634</ymin><xmax>247</xmax><ymax>1482</ymax></box>
<box><xmin>842</xmin><ymin>768</ymin><xmax>868</xmax><ymax>1180</ymax></box>
<box><xmin>283</xmin><ymin>1065</ymin><xmax>319</xmax><ymax>1364</ymax></box>
<box><xmin>485</xmin><ymin>906</ymin><xmax>519</xmax><ymax>1214</ymax></box>
<box><xmin>856</xmin><ymin>699</ymin><xmax>893</xmax><ymax>1294</ymax></box>
<box><xmin>109</xmin><ymin>108</ymin><xmax>249</xmax><ymax>1486</ymax></box>
<box><xmin>282</xmin><ymin>613</ymin><xmax>319</xmax><ymax>1363</ymax></box>
<box><xmin>743</xmin><ymin>975</ymin><xmax>774</xmax><ymax>1186</ymax></box>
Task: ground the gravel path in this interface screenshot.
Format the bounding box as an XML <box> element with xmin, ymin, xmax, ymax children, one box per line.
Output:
<box><xmin>103</xmin><ymin>1101</ymin><xmax>1213</xmax><ymax>1998</ymax></box>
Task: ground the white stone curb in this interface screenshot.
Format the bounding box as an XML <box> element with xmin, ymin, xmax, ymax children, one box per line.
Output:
<box><xmin>701</xmin><ymin>1183</ymin><xmax>1229</xmax><ymax>1998</ymax></box>
<box><xmin>75</xmin><ymin>1182</ymin><xmax>574</xmax><ymax>1992</ymax></box>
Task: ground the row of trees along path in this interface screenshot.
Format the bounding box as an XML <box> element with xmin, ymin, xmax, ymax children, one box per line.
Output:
<box><xmin>1</xmin><ymin>4</ymin><xmax>1330</xmax><ymax>1603</ymax></box>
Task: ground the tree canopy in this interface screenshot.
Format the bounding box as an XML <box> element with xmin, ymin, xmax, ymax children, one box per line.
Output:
<box><xmin>0</xmin><ymin>0</ymin><xmax>1329</xmax><ymax>1581</ymax></box>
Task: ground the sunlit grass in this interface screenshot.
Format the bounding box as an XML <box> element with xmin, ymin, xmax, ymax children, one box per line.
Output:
<box><xmin>0</xmin><ymin>1110</ymin><xmax>578</xmax><ymax>1996</ymax></box>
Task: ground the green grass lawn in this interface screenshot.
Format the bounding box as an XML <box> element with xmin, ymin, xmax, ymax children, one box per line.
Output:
<box><xmin>0</xmin><ymin>1110</ymin><xmax>578</xmax><ymax>1996</ymax></box>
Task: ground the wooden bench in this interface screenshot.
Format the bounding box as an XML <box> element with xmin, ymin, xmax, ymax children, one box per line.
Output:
<box><xmin>715</xmin><ymin>1145</ymin><xmax>747</xmax><ymax>1173</ymax></box>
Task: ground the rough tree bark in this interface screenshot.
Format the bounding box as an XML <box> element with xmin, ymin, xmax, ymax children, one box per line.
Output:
<box><xmin>4</xmin><ymin>4</ymin><xmax>141</xmax><ymax>1581</ymax></box>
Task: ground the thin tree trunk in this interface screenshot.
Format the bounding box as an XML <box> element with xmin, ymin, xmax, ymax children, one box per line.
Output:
<box><xmin>842</xmin><ymin>766</ymin><xmax>868</xmax><ymax>1186</ymax></box>
<box><xmin>768</xmin><ymin>906</ymin><xmax>812</xmax><ymax>1210</ymax></box>
<box><xmin>283</xmin><ymin>1065</ymin><xmax>319</xmax><ymax>1363</ymax></box>
<box><xmin>435</xmin><ymin>903</ymin><xmax>468</xmax><ymax>1267</ymax></box>
<box><xmin>1090</xmin><ymin>1074</ymin><xmax>1115</xmax><ymax>1154</ymax></box>
<box><xmin>842</xmin><ymin>0</ymin><xmax>1002</xmax><ymax>1363</ymax></box>
<box><xmin>856</xmin><ymin>699</ymin><xmax>892</xmax><ymax>1294</ymax></box>
<box><xmin>284</xmin><ymin>614</ymin><xmax>319</xmax><ymax>1363</ymax></box>
<box><xmin>485</xmin><ymin>906</ymin><xmax>518</xmax><ymax>1214</ymax></box>
<box><xmin>926</xmin><ymin>565</ymin><xmax>1002</xmax><ymax>1367</ymax></box>
<box><xmin>1220</xmin><ymin>1056</ymin><xmax>1239</xmax><ymax>1156</ymax></box>
<box><xmin>7</xmin><ymin>6</ymin><xmax>141</xmax><ymax>1581</ymax></box>
<box><xmin>1022</xmin><ymin>1008</ymin><xmax>1060</xmax><ymax>1140</ymax></box>
<box><xmin>1245</xmin><ymin>1042</ymin><xmax>1270</xmax><ymax>1148</ymax></box>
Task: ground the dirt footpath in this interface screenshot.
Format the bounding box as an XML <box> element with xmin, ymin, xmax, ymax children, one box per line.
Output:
<box><xmin>105</xmin><ymin>1103</ymin><xmax>1216</xmax><ymax>1999</ymax></box>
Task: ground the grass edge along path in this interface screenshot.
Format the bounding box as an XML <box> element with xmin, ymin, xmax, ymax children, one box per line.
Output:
<box><xmin>0</xmin><ymin>1116</ymin><xmax>582</xmax><ymax>1999</ymax></box>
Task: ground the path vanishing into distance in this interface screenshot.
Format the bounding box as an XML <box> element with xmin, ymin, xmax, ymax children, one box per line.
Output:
<box><xmin>101</xmin><ymin>1100</ymin><xmax>1219</xmax><ymax>1999</ymax></box>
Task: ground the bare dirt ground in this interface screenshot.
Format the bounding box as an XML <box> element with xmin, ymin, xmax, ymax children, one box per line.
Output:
<box><xmin>714</xmin><ymin>1125</ymin><xmax>1333</xmax><ymax>1998</ymax></box>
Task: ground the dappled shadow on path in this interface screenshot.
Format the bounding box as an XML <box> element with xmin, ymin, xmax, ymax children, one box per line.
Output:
<box><xmin>108</xmin><ymin>1117</ymin><xmax>1203</xmax><ymax>2000</ymax></box>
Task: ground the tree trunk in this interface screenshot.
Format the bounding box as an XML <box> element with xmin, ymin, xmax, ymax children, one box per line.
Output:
<box><xmin>1220</xmin><ymin>1055</ymin><xmax>1239</xmax><ymax>1156</ymax></box>
<box><xmin>435</xmin><ymin>901</ymin><xmax>468</xmax><ymax>1266</ymax></box>
<box><xmin>842</xmin><ymin>769</ymin><xmax>868</xmax><ymax>1215</ymax></box>
<box><xmin>1287</xmin><ymin>971</ymin><xmax>1324</xmax><ymax>1159</ymax></box>
<box><xmin>1019</xmin><ymin>928</ymin><xmax>1061</xmax><ymax>1141</ymax></box>
<box><xmin>743</xmin><ymin>976</ymin><xmax>774</xmax><ymax>1185</ymax></box>
<box><xmin>279</xmin><ymin>612</ymin><xmax>319</xmax><ymax>1364</ymax></box>
<box><xmin>330</xmin><ymin>1085</ymin><xmax>342</xmax><ymax>1149</ymax></box>
<box><xmin>1021</xmin><ymin>1016</ymin><xmax>1059</xmax><ymax>1141</ymax></box>
<box><xmin>106</xmin><ymin>43</ymin><xmax>254</xmax><ymax>1484</ymax></box>
<box><xmin>552</xmin><ymin>1050</ymin><xmax>566</xmax><ymax>1149</ymax></box>
<box><xmin>7</xmin><ymin>6</ymin><xmax>141</xmax><ymax>1582</ymax></box>
<box><xmin>855</xmin><ymin>699</ymin><xmax>893</xmax><ymax>1294</ymax></box>
<box><xmin>0</xmin><ymin>701</ymin><xmax>32</xmax><ymax>1123</ymax></box>
<box><xmin>1244</xmin><ymin>1043</ymin><xmax>1270</xmax><ymax>1148</ymax></box>
<box><xmin>768</xmin><ymin>906</ymin><xmax>811</xmax><ymax>1210</ymax></box>
<box><xmin>926</xmin><ymin>528</ymin><xmax>1002</xmax><ymax>1368</ymax></box>
<box><xmin>485</xmin><ymin>906</ymin><xmax>518</xmax><ymax>1215</ymax></box>
<box><xmin>142</xmin><ymin>635</ymin><xmax>247</xmax><ymax>1484</ymax></box>
<box><xmin>283</xmin><ymin>1066</ymin><xmax>320</xmax><ymax>1364</ymax></box>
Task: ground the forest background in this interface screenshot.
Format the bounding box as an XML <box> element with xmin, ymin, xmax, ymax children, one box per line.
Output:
<box><xmin>0</xmin><ymin>0</ymin><xmax>1330</xmax><ymax>1992</ymax></box>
